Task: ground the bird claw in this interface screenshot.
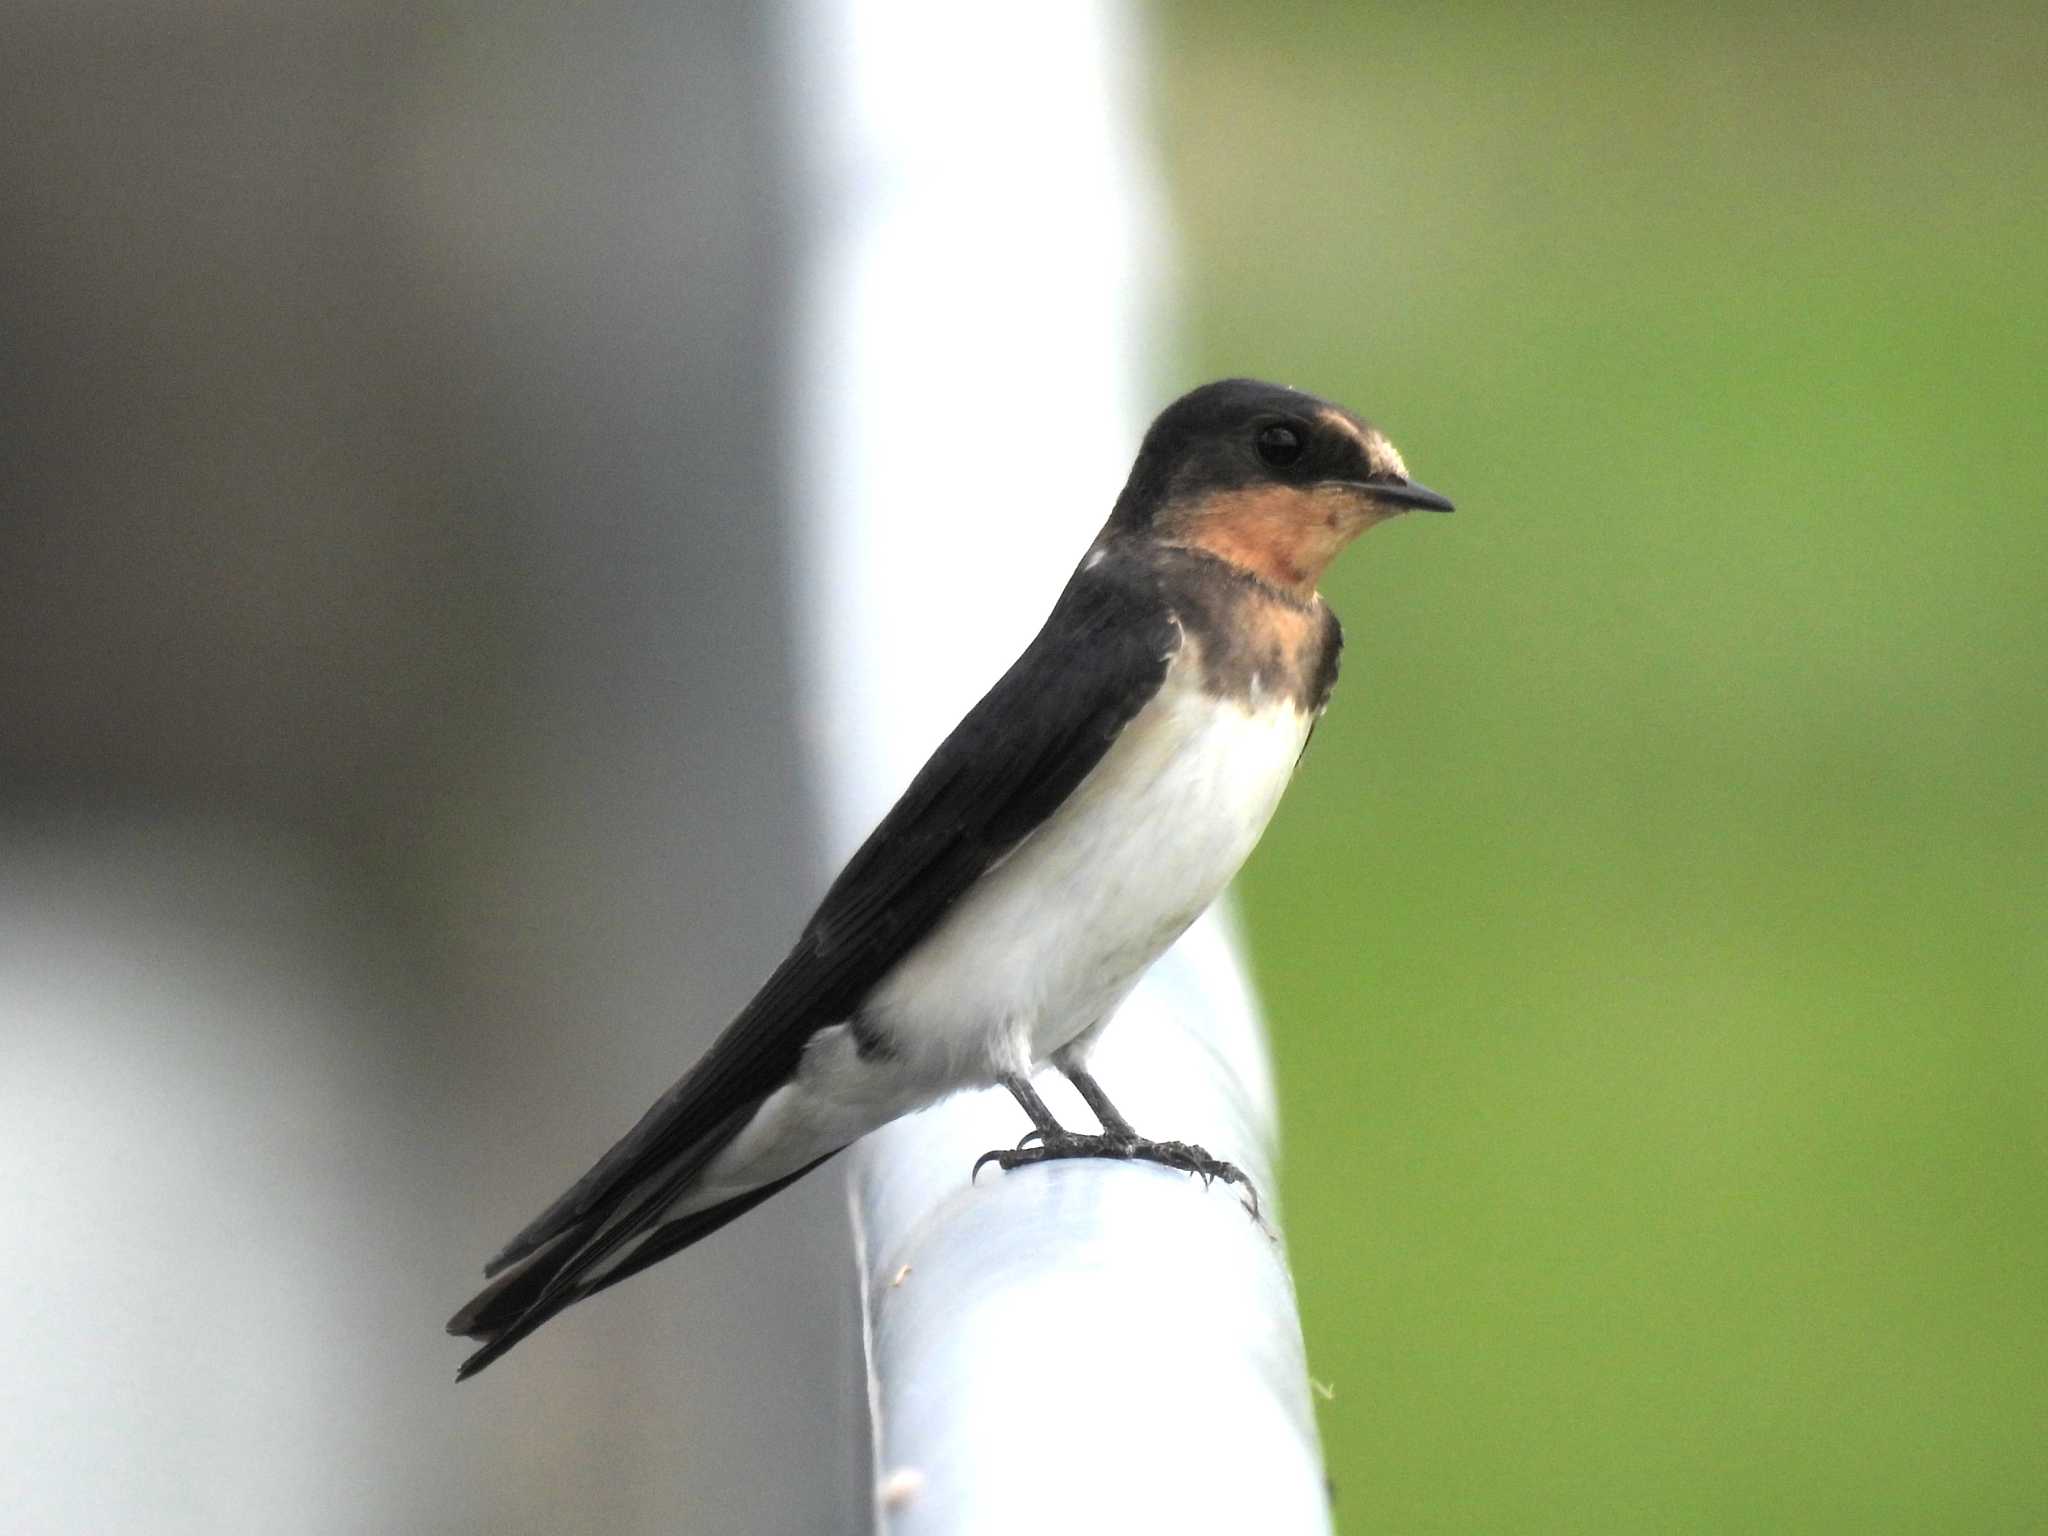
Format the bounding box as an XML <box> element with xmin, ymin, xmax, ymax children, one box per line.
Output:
<box><xmin>972</xmin><ymin>1132</ymin><xmax>1065</xmax><ymax>1181</ymax></box>
<box><xmin>969</xmin><ymin>1129</ymin><xmax>1264</xmax><ymax>1217</ymax></box>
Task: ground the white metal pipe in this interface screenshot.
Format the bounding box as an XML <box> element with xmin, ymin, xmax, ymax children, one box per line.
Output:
<box><xmin>781</xmin><ymin>3</ymin><xmax>1334</xmax><ymax>1531</ymax></box>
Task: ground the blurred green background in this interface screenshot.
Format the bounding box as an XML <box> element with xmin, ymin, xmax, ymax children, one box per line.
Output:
<box><xmin>1156</xmin><ymin>2</ymin><xmax>2047</xmax><ymax>1528</ymax></box>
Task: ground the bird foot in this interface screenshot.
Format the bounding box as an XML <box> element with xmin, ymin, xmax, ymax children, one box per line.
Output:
<box><xmin>973</xmin><ymin>1130</ymin><xmax>1264</xmax><ymax>1223</ymax></box>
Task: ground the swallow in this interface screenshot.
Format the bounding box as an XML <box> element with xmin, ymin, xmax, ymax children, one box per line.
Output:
<box><xmin>448</xmin><ymin>377</ymin><xmax>1452</xmax><ymax>1378</ymax></box>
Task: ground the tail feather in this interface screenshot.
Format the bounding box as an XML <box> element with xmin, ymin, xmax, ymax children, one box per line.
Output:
<box><xmin>449</xmin><ymin>1147</ymin><xmax>844</xmax><ymax>1381</ymax></box>
<box><xmin>452</xmin><ymin>1285</ymin><xmax>580</xmax><ymax>1380</ymax></box>
<box><xmin>566</xmin><ymin>1150</ymin><xmax>839</xmax><ymax>1304</ymax></box>
<box><xmin>446</xmin><ymin>1231</ymin><xmax>577</xmax><ymax>1341</ymax></box>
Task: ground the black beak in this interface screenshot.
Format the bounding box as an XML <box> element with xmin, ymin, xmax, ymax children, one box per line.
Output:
<box><xmin>1368</xmin><ymin>477</ymin><xmax>1455</xmax><ymax>513</ymax></box>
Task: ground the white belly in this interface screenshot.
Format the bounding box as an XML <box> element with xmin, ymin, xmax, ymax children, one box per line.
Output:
<box><xmin>867</xmin><ymin>654</ymin><xmax>1312</xmax><ymax>1075</ymax></box>
<box><xmin>688</xmin><ymin>652</ymin><xmax>1312</xmax><ymax>1206</ymax></box>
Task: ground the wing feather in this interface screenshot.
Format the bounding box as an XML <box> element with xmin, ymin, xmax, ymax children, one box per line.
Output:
<box><xmin>472</xmin><ymin>552</ymin><xmax>1178</xmax><ymax>1284</ymax></box>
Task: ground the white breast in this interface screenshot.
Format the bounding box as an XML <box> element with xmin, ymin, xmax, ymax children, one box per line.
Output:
<box><xmin>865</xmin><ymin>648</ymin><xmax>1314</xmax><ymax>1079</ymax></box>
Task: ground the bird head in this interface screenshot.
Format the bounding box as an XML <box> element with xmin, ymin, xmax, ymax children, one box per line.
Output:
<box><xmin>1107</xmin><ymin>378</ymin><xmax>1452</xmax><ymax>599</ymax></box>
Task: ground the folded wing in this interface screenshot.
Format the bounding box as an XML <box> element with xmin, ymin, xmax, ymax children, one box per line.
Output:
<box><xmin>449</xmin><ymin>551</ymin><xmax>1178</xmax><ymax>1376</ymax></box>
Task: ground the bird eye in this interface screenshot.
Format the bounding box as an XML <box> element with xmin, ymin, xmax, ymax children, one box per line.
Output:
<box><xmin>1255</xmin><ymin>424</ymin><xmax>1303</xmax><ymax>467</ymax></box>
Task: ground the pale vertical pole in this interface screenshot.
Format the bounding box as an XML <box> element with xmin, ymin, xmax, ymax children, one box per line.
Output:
<box><xmin>779</xmin><ymin>3</ymin><xmax>1336</xmax><ymax>1532</ymax></box>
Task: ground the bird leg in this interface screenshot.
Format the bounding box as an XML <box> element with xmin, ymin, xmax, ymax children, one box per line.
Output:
<box><xmin>997</xmin><ymin>1073</ymin><xmax>1064</xmax><ymax>1151</ymax></box>
<box><xmin>1058</xmin><ymin>1063</ymin><xmax>1139</xmax><ymax>1140</ymax></box>
<box><xmin>973</xmin><ymin>1070</ymin><xmax>1263</xmax><ymax>1222</ymax></box>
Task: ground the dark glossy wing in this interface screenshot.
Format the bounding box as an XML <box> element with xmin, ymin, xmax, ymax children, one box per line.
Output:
<box><xmin>480</xmin><ymin>549</ymin><xmax>1179</xmax><ymax>1277</ymax></box>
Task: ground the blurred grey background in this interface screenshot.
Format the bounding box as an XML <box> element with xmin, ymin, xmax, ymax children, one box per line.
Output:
<box><xmin>1</xmin><ymin>3</ymin><xmax>865</xmax><ymax>1529</ymax></box>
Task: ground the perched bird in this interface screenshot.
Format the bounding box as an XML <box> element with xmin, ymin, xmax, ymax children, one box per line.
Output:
<box><xmin>448</xmin><ymin>377</ymin><xmax>1451</xmax><ymax>1379</ymax></box>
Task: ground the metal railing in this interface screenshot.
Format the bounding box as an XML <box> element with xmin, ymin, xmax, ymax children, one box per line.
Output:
<box><xmin>783</xmin><ymin>3</ymin><xmax>1334</xmax><ymax>1529</ymax></box>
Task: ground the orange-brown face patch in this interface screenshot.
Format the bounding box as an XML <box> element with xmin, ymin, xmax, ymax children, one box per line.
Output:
<box><xmin>1164</xmin><ymin>484</ymin><xmax>1383</xmax><ymax>599</ymax></box>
